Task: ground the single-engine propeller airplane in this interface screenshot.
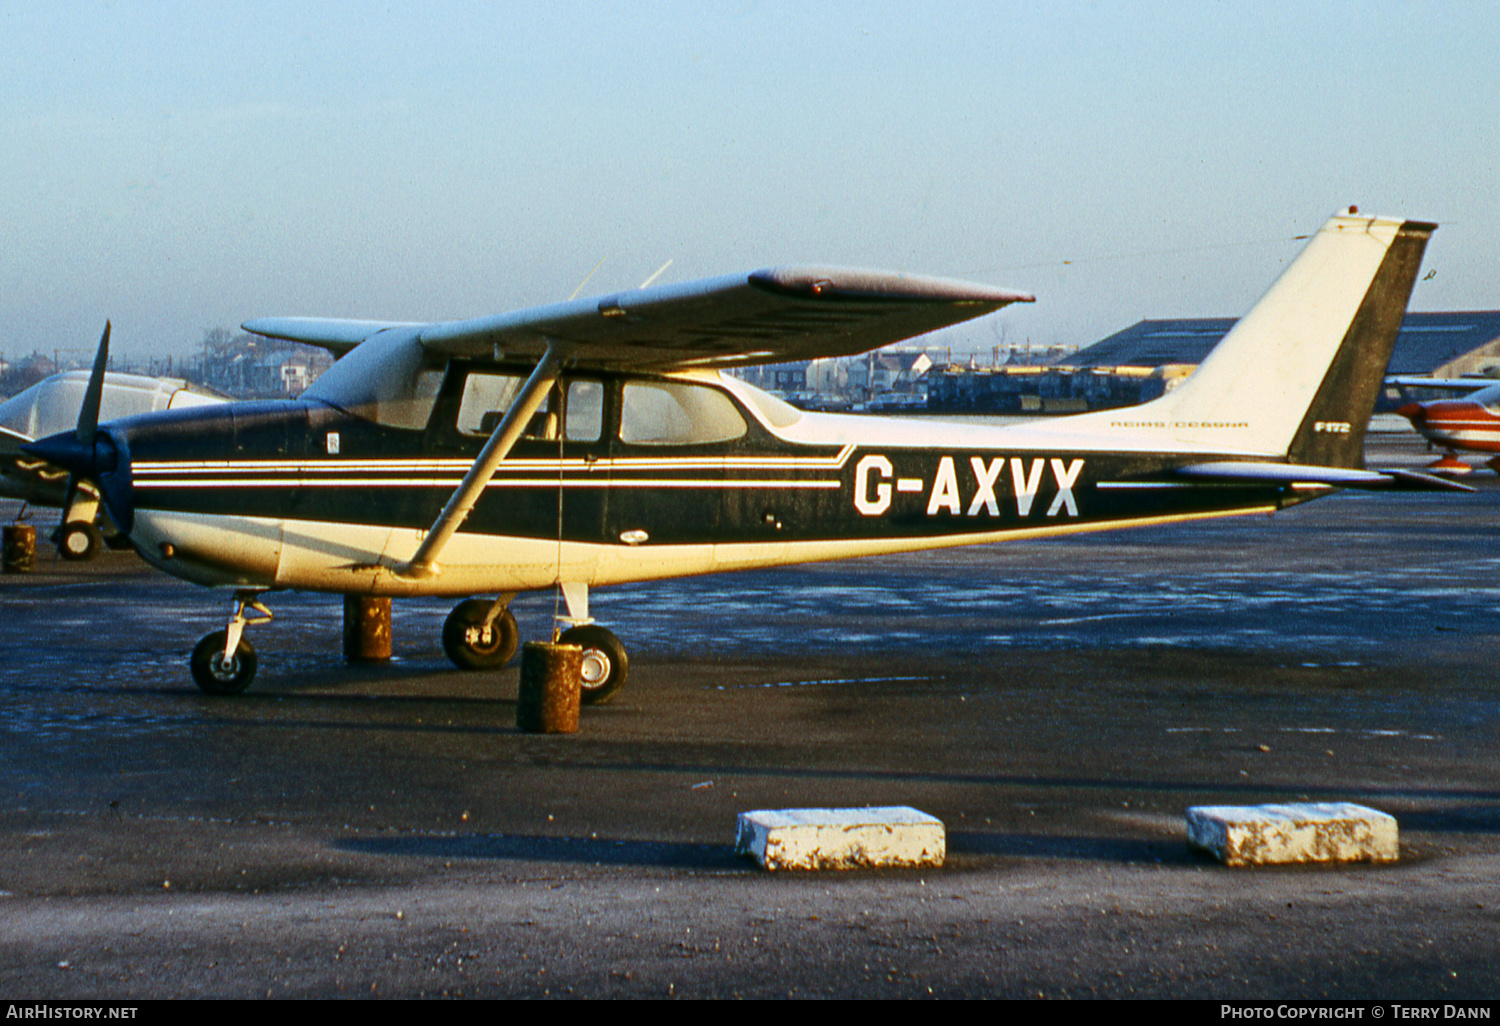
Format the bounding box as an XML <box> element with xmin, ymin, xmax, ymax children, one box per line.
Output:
<box><xmin>0</xmin><ymin>350</ymin><xmax>226</xmax><ymax>559</ymax></box>
<box><xmin>1388</xmin><ymin>378</ymin><xmax>1500</xmax><ymax>474</ymax></box>
<box><xmin>25</xmin><ymin>208</ymin><xmax>1468</xmax><ymax>701</ymax></box>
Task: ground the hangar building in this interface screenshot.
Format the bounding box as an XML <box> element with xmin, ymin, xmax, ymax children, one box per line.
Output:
<box><xmin>927</xmin><ymin>311</ymin><xmax>1500</xmax><ymax>413</ymax></box>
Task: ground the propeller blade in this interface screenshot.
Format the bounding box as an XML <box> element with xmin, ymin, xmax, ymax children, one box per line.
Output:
<box><xmin>49</xmin><ymin>321</ymin><xmax>117</xmax><ymax>554</ymax></box>
<box><xmin>76</xmin><ymin>321</ymin><xmax>110</xmax><ymax>444</ymax></box>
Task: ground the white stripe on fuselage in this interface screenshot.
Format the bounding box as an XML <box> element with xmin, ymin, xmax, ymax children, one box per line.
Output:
<box><xmin>135</xmin><ymin>476</ymin><xmax>844</xmax><ymax>490</ymax></box>
<box><xmin>129</xmin><ymin>444</ymin><xmax>858</xmax><ymax>476</ymax></box>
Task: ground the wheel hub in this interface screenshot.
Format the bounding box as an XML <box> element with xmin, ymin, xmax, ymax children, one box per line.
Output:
<box><xmin>579</xmin><ymin>649</ymin><xmax>610</xmax><ymax>686</ymax></box>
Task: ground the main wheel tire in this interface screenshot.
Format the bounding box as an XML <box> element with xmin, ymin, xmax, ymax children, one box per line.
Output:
<box><xmin>58</xmin><ymin>522</ymin><xmax>102</xmax><ymax>562</ymax></box>
<box><xmin>559</xmin><ymin>624</ymin><xmax>629</xmax><ymax>705</ymax></box>
<box><xmin>442</xmin><ymin>599</ymin><xmax>520</xmax><ymax>670</ymax></box>
<box><xmin>190</xmin><ymin>630</ymin><xmax>258</xmax><ymax>695</ymax></box>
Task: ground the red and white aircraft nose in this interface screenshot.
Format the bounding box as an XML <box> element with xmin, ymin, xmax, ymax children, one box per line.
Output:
<box><xmin>1400</xmin><ymin>396</ymin><xmax>1500</xmax><ymax>469</ymax></box>
<box><xmin>1395</xmin><ymin>401</ymin><xmax>1426</xmax><ymax>424</ymax></box>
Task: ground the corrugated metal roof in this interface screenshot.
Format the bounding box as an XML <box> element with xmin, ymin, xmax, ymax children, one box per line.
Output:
<box><xmin>1066</xmin><ymin>312</ymin><xmax>1500</xmax><ymax>375</ymax></box>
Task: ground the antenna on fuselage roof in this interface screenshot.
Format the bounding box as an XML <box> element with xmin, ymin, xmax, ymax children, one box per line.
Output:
<box><xmin>567</xmin><ymin>257</ymin><xmax>608</xmax><ymax>302</ymax></box>
<box><xmin>638</xmin><ymin>259</ymin><xmax>673</xmax><ymax>289</ymax></box>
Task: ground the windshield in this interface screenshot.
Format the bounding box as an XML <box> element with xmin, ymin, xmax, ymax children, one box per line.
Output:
<box><xmin>1474</xmin><ymin>384</ymin><xmax>1500</xmax><ymax>413</ymax></box>
<box><xmin>301</xmin><ymin>328</ymin><xmax>444</xmax><ymax>430</ymax></box>
<box><xmin>0</xmin><ymin>372</ymin><xmax>191</xmax><ymax>439</ymax></box>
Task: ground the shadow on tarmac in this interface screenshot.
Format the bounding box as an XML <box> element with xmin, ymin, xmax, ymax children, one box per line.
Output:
<box><xmin>337</xmin><ymin>833</ymin><xmax>747</xmax><ymax>870</ymax></box>
<box><xmin>336</xmin><ymin>829</ymin><xmax>1201</xmax><ymax>869</ymax></box>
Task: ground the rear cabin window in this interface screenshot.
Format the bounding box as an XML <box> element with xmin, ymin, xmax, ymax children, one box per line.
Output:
<box><xmin>456</xmin><ymin>373</ymin><xmax>603</xmax><ymax>442</ymax></box>
<box><xmin>620</xmin><ymin>381</ymin><xmax>746</xmax><ymax>446</ymax></box>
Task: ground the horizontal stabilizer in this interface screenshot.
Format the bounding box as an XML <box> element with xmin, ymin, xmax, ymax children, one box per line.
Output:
<box><xmin>1177</xmin><ymin>462</ymin><xmax>1475</xmax><ymax>492</ymax></box>
<box><xmin>1375</xmin><ymin>468</ymin><xmax>1479</xmax><ymax>492</ymax></box>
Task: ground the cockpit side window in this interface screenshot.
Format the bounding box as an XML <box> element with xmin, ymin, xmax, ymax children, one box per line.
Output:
<box><xmin>457</xmin><ymin>373</ymin><xmax>526</xmax><ymax>435</ymax></box>
<box><xmin>455</xmin><ymin>372</ymin><xmax>605</xmax><ymax>442</ymax></box>
<box><xmin>565</xmin><ymin>380</ymin><xmax>604</xmax><ymax>441</ymax></box>
<box><xmin>619</xmin><ymin>380</ymin><xmax>747</xmax><ymax>446</ymax></box>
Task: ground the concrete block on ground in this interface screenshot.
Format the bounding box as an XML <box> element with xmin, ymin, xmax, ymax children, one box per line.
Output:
<box><xmin>735</xmin><ymin>806</ymin><xmax>945</xmax><ymax>871</ymax></box>
<box><xmin>1186</xmin><ymin>802</ymin><xmax>1398</xmax><ymax>866</ymax></box>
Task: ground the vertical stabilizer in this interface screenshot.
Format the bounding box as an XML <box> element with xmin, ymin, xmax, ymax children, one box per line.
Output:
<box><xmin>1281</xmin><ymin>219</ymin><xmax>1435</xmax><ymax>467</ymax></box>
<box><xmin>1068</xmin><ymin>210</ymin><xmax>1435</xmax><ymax>461</ymax></box>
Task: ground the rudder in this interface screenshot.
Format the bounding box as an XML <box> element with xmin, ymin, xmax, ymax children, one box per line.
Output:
<box><xmin>1283</xmin><ymin>218</ymin><xmax>1436</xmax><ymax>468</ymax></box>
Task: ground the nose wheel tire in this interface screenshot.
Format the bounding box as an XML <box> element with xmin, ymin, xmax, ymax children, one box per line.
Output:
<box><xmin>558</xmin><ymin>624</ymin><xmax>629</xmax><ymax>705</ymax></box>
<box><xmin>190</xmin><ymin>630</ymin><xmax>258</xmax><ymax>695</ymax></box>
<box><xmin>443</xmin><ymin>600</ymin><xmax>520</xmax><ymax>670</ymax></box>
<box><xmin>57</xmin><ymin>522</ymin><xmax>102</xmax><ymax>562</ymax></box>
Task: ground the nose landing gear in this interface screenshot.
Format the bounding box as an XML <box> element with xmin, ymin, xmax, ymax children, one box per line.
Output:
<box><xmin>190</xmin><ymin>591</ymin><xmax>271</xmax><ymax>695</ymax></box>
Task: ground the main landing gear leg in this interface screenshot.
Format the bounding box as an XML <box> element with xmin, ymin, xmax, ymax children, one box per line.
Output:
<box><xmin>190</xmin><ymin>591</ymin><xmax>271</xmax><ymax>695</ymax></box>
<box><xmin>439</xmin><ymin>586</ymin><xmax>631</xmax><ymax>704</ymax></box>
<box><xmin>556</xmin><ymin>582</ymin><xmax>629</xmax><ymax>706</ymax></box>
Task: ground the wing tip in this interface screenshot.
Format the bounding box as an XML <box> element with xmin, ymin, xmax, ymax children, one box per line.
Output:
<box><xmin>749</xmin><ymin>266</ymin><xmax>1033</xmax><ymax>305</ymax></box>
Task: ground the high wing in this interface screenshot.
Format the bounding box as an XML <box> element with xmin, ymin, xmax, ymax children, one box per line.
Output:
<box><xmin>242</xmin><ymin>319</ymin><xmax>423</xmax><ymax>357</ymax></box>
<box><xmin>245</xmin><ymin>266</ymin><xmax>1034</xmax><ymax>370</ymax></box>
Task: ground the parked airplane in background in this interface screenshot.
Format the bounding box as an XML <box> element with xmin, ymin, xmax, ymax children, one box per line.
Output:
<box><xmin>25</xmin><ymin>208</ymin><xmax>1465</xmax><ymax>700</ymax></box>
<box><xmin>0</xmin><ymin>348</ymin><xmax>226</xmax><ymax>558</ymax></box>
<box><xmin>1388</xmin><ymin>377</ymin><xmax>1500</xmax><ymax>473</ymax></box>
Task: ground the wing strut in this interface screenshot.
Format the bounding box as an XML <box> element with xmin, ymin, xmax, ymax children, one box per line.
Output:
<box><xmin>396</xmin><ymin>342</ymin><xmax>566</xmax><ymax>579</ymax></box>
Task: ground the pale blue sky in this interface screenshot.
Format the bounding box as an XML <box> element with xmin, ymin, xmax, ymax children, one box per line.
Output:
<box><xmin>2</xmin><ymin>1</ymin><xmax>1496</xmax><ymax>361</ymax></box>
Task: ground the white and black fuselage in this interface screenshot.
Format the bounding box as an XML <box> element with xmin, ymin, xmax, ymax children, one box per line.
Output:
<box><xmin>102</xmin><ymin>371</ymin><xmax>1313</xmax><ymax>598</ymax></box>
<box><xmin>21</xmin><ymin>210</ymin><xmax>1452</xmax><ymax>697</ymax></box>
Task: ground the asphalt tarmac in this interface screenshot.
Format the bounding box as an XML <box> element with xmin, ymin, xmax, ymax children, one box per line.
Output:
<box><xmin>1</xmin><ymin>435</ymin><xmax>1498</xmax><ymax>1000</ymax></box>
